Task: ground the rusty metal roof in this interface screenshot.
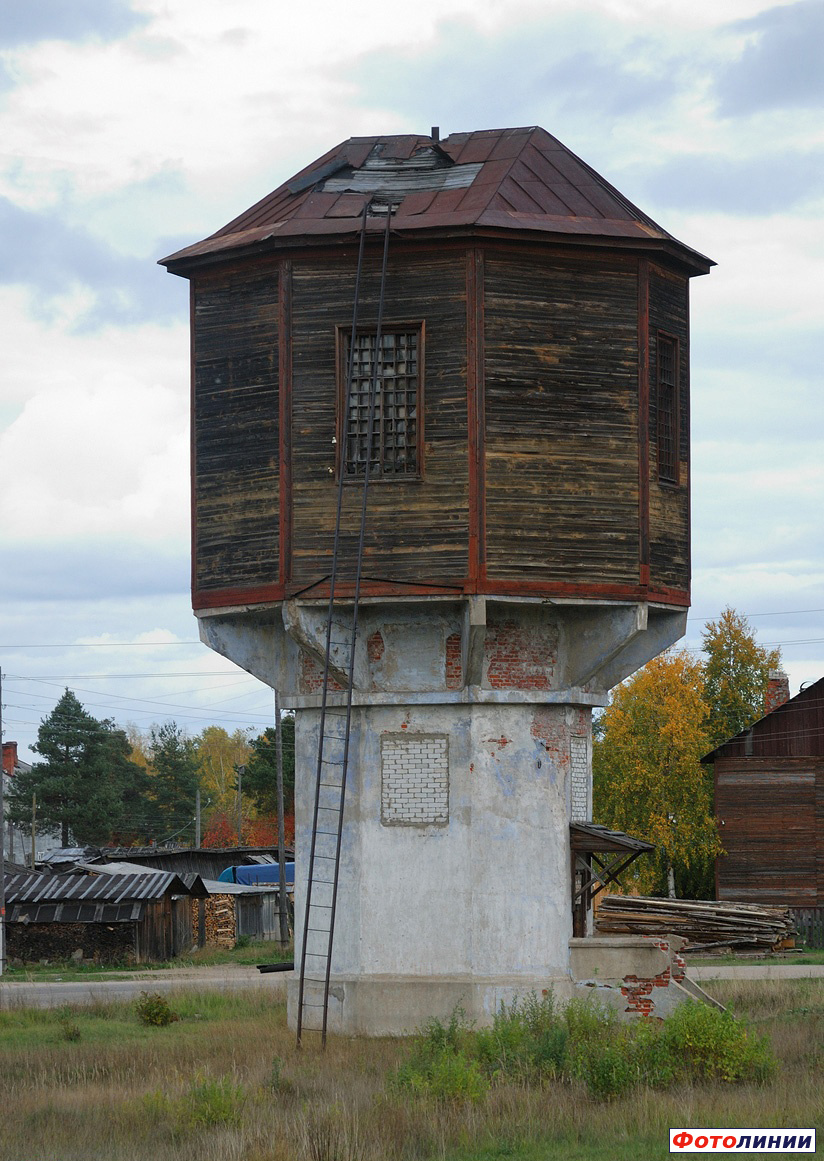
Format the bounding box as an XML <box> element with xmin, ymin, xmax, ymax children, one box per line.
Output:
<box><xmin>3</xmin><ymin>869</ymin><xmax>197</xmax><ymax>905</ymax></box>
<box><xmin>570</xmin><ymin>822</ymin><xmax>654</xmax><ymax>853</ymax></box>
<box><xmin>160</xmin><ymin>127</ymin><xmax>713</xmax><ymax>274</ymax></box>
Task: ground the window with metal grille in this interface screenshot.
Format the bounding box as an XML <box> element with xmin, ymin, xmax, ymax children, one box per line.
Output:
<box><xmin>656</xmin><ymin>333</ymin><xmax>679</xmax><ymax>484</ymax></box>
<box><xmin>339</xmin><ymin>327</ymin><xmax>422</xmax><ymax>478</ymax></box>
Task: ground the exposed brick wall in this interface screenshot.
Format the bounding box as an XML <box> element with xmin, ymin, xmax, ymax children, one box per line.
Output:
<box><xmin>301</xmin><ymin>652</ymin><xmax>343</xmax><ymax>693</ymax></box>
<box><xmin>485</xmin><ymin>619</ymin><xmax>556</xmax><ymax>690</ymax></box>
<box><xmin>621</xmin><ymin>940</ymin><xmax>683</xmax><ymax>1016</ymax></box>
<box><xmin>445</xmin><ymin>632</ymin><xmax>462</xmax><ymax>689</ymax></box>
<box><xmin>381</xmin><ymin>733</ymin><xmax>449</xmax><ymax>826</ymax></box>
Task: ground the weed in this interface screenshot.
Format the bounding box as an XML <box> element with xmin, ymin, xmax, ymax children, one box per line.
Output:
<box><xmin>135</xmin><ymin>991</ymin><xmax>179</xmax><ymax>1027</ymax></box>
<box><xmin>57</xmin><ymin>1013</ymin><xmax>82</xmax><ymax>1043</ymax></box>
<box><xmin>660</xmin><ymin>998</ymin><xmax>776</xmax><ymax>1083</ymax></box>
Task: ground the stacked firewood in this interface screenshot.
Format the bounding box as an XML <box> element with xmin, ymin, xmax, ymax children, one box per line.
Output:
<box><xmin>595</xmin><ymin>895</ymin><xmax>796</xmax><ymax>951</ymax></box>
<box><xmin>191</xmin><ymin>895</ymin><xmax>236</xmax><ymax>948</ymax></box>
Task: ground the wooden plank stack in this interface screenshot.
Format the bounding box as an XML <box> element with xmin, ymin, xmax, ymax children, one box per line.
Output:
<box><xmin>595</xmin><ymin>895</ymin><xmax>796</xmax><ymax>951</ymax></box>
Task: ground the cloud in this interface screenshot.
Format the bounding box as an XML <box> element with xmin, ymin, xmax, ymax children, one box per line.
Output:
<box><xmin>637</xmin><ymin>149</ymin><xmax>824</xmax><ymax>215</ymax></box>
<box><xmin>716</xmin><ymin>0</ymin><xmax>824</xmax><ymax>115</ymax></box>
<box><xmin>0</xmin><ymin>372</ymin><xmax>189</xmax><ymax>542</ymax></box>
<box><xmin>0</xmin><ymin>0</ymin><xmax>146</xmax><ymax>48</ymax></box>
<box><xmin>0</xmin><ymin>196</ymin><xmax>189</xmax><ymax>328</ymax></box>
<box><xmin>0</xmin><ymin>540</ymin><xmax>189</xmax><ymax>603</ymax></box>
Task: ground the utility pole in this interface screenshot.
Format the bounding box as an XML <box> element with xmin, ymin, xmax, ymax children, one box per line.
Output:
<box><xmin>236</xmin><ymin>766</ymin><xmax>245</xmax><ymax>847</ymax></box>
<box><xmin>274</xmin><ymin>690</ymin><xmax>290</xmax><ymax>946</ymax></box>
<box><xmin>195</xmin><ymin>789</ymin><xmax>201</xmax><ymax>848</ymax></box>
<box><xmin>1</xmin><ymin>668</ymin><xmax>6</xmax><ymax>977</ymax></box>
<box><xmin>31</xmin><ymin>794</ymin><xmax>36</xmax><ymax>869</ymax></box>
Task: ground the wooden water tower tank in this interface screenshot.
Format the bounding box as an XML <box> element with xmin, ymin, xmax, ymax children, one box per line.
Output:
<box><xmin>161</xmin><ymin>127</ymin><xmax>713</xmax><ymax>1035</ymax></box>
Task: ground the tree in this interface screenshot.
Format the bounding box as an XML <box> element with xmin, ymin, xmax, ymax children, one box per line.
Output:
<box><xmin>243</xmin><ymin>716</ymin><xmax>295</xmax><ymax>817</ymax></box>
<box><xmin>593</xmin><ymin>651</ymin><xmax>720</xmax><ymax>898</ymax></box>
<box><xmin>701</xmin><ymin>607</ymin><xmax>782</xmax><ymax>750</ymax></box>
<box><xmin>195</xmin><ymin>725</ymin><xmax>251</xmax><ymax>819</ymax></box>
<box><xmin>148</xmin><ymin>722</ymin><xmax>200</xmax><ymax>842</ymax></box>
<box><xmin>7</xmin><ymin>690</ymin><xmax>149</xmax><ymax>846</ymax></box>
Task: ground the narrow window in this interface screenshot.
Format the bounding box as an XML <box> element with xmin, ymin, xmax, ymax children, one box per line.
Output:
<box><xmin>656</xmin><ymin>334</ymin><xmax>679</xmax><ymax>484</ymax></box>
<box><xmin>339</xmin><ymin>326</ymin><xmax>422</xmax><ymax>478</ymax></box>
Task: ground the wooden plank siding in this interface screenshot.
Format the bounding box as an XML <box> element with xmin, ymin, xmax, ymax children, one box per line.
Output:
<box><xmin>715</xmin><ymin>758</ymin><xmax>821</xmax><ymax>906</ymax></box>
<box><xmin>192</xmin><ymin>267</ymin><xmax>280</xmax><ymax>595</ymax></box>
<box><xmin>483</xmin><ymin>250</ymin><xmax>640</xmax><ymax>585</ymax></box>
<box><xmin>289</xmin><ymin>248</ymin><xmax>470</xmax><ymax>590</ymax></box>
<box><xmin>648</xmin><ymin>263</ymin><xmax>690</xmax><ymax>592</ymax></box>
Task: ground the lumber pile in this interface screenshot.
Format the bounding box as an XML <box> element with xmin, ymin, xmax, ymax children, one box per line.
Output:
<box><xmin>595</xmin><ymin>895</ymin><xmax>796</xmax><ymax>951</ymax></box>
<box><xmin>191</xmin><ymin>895</ymin><xmax>236</xmax><ymax>948</ymax></box>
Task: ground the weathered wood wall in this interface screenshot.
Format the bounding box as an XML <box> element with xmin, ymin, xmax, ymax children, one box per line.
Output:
<box><xmin>483</xmin><ymin>250</ymin><xmax>640</xmax><ymax>585</ymax></box>
<box><xmin>648</xmin><ymin>262</ymin><xmax>690</xmax><ymax>592</ymax></box>
<box><xmin>715</xmin><ymin>757</ymin><xmax>823</xmax><ymax>906</ymax></box>
<box><xmin>289</xmin><ymin>247</ymin><xmax>469</xmax><ymax>589</ymax></box>
<box><xmin>192</xmin><ymin>266</ymin><xmax>280</xmax><ymax>595</ymax></box>
<box><xmin>189</xmin><ymin>240</ymin><xmax>692</xmax><ymax>604</ymax></box>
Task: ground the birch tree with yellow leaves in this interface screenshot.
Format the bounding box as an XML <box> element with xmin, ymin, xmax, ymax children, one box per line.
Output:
<box><xmin>593</xmin><ymin>649</ymin><xmax>720</xmax><ymax>898</ymax></box>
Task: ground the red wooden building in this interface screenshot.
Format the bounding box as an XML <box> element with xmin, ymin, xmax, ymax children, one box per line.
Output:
<box><xmin>703</xmin><ymin>676</ymin><xmax>824</xmax><ymax>908</ymax></box>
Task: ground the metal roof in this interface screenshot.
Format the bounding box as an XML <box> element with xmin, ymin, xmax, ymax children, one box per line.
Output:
<box><xmin>570</xmin><ymin>822</ymin><xmax>654</xmax><ymax>853</ymax></box>
<box><xmin>160</xmin><ymin>127</ymin><xmax>714</xmax><ymax>275</ymax></box>
<box><xmin>4</xmin><ymin>870</ymin><xmax>197</xmax><ymax>905</ymax></box>
<box><xmin>701</xmin><ymin>674</ymin><xmax>824</xmax><ymax>763</ymax></box>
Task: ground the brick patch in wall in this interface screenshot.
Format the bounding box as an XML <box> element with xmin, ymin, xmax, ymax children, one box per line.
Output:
<box><xmin>485</xmin><ymin>620</ymin><xmax>555</xmax><ymax>690</ymax></box>
<box><xmin>445</xmin><ymin>632</ymin><xmax>462</xmax><ymax>689</ymax></box>
<box><xmin>570</xmin><ymin>734</ymin><xmax>588</xmax><ymax>821</ymax></box>
<box><xmin>381</xmin><ymin>733</ymin><xmax>449</xmax><ymax>826</ymax></box>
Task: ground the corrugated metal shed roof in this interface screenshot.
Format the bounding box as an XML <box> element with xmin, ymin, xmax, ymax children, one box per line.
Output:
<box><xmin>4</xmin><ymin>870</ymin><xmax>197</xmax><ymax>905</ymax></box>
<box><xmin>160</xmin><ymin>127</ymin><xmax>713</xmax><ymax>274</ymax></box>
<box><xmin>82</xmin><ymin>861</ymin><xmax>272</xmax><ymax>896</ymax></box>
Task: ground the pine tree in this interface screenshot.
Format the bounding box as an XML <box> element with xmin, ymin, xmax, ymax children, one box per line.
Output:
<box><xmin>7</xmin><ymin>690</ymin><xmax>149</xmax><ymax>846</ymax></box>
<box><xmin>148</xmin><ymin>722</ymin><xmax>200</xmax><ymax>842</ymax></box>
<box><xmin>243</xmin><ymin>717</ymin><xmax>295</xmax><ymax>816</ymax></box>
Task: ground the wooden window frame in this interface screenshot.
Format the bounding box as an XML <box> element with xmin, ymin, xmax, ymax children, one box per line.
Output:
<box><xmin>656</xmin><ymin>331</ymin><xmax>679</xmax><ymax>486</ymax></box>
<box><xmin>335</xmin><ymin>321</ymin><xmax>425</xmax><ymax>483</ymax></box>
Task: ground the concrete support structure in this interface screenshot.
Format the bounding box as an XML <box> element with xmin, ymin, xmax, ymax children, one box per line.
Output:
<box><xmin>199</xmin><ymin>595</ymin><xmax>686</xmax><ymax>1035</ymax></box>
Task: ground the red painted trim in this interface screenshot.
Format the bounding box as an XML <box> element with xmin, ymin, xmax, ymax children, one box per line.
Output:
<box><xmin>278</xmin><ymin>260</ymin><xmax>293</xmax><ymax>586</ymax></box>
<box><xmin>637</xmin><ymin>258</ymin><xmax>650</xmax><ymax>587</ymax></box>
<box><xmin>193</xmin><ymin>576</ymin><xmax>690</xmax><ymax>610</ymax></box>
<box><xmin>189</xmin><ymin>280</ymin><xmax>198</xmax><ymax>603</ymax></box>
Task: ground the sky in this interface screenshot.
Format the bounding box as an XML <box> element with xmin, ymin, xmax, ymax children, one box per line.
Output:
<box><xmin>0</xmin><ymin>0</ymin><xmax>822</xmax><ymax>764</ymax></box>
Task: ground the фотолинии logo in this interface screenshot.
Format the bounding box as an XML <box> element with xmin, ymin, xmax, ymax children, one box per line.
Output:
<box><xmin>669</xmin><ymin>1129</ymin><xmax>816</xmax><ymax>1153</ymax></box>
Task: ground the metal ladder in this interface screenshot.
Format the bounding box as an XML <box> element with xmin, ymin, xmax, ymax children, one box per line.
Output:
<box><xmin>295</xmin><ymin>207</ymin><xmax>391</xmax><ymax>1046</ymax></box>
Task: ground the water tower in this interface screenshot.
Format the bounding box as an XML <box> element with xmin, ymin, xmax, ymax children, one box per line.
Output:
<box><xmin>161</xmin><ymin>127</ymin><xmax>713</xmax><ymax>1036</ymax></box>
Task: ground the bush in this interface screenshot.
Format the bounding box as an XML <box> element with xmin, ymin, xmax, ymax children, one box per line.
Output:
<box><xmin>135</xmin><ymin>991</ymin><xmax>179</xmax><ymax>1027</ymax></box>
<box><xmin>391</xmin><ymin>1008</ymin><xmax>488</xmax><ymax>1103</ymax></box>
<box><xmin>476</xmin><ymin>992</ymin><xmax>567</xmax><ymax>1083</ymax></box>
<box><xmin>390</xmin><ymin>995</ymin><xmax>777</xmax><ymax>1105</ymax></box>
<box><xmin>660</xmin><ymin>999</ymin><xmax>776</xmax><ymax>1084</ymax></box>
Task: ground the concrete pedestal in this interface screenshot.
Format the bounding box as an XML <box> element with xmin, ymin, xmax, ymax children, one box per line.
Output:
<box><xmin>197</xmin><ymin>594</ymin><xmax>687</xmax><ymax>1035</ymax></box>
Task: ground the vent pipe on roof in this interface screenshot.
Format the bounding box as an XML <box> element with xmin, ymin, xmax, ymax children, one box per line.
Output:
<box><xmin>431</xmin><ymin>126</ymin><xmax>440</xmax><ymax>142</ymax></box>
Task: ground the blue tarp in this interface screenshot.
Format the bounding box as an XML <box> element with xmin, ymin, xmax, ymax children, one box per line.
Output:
<box><xmin>217</xmin><ymin>863</ymin><xmax>295</xmax><ymax>886</ymax></box>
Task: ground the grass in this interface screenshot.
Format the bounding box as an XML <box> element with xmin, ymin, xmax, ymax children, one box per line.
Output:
<box><xmin>0</xmin><ymin>980</ymin><xmax>820</xmax><ymax>1161</ymax></box>
<box><xmin>1</xmin><ymin>939</ymin><xmax>293</xmax><ymax>982</ymax></box>
<box><xmin>688</xmin><ymin>947</ymin><xmax>824</xmax><ymax>967</ymax></box>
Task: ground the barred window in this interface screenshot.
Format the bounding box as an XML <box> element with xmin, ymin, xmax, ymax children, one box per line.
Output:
<box><xmin>339</xmin><ymin>327</ymin><xmax>422</xmax><ymax>478</ymax></box>
<box><xmin>657</xmin><ymin>334</ymin><xmax>679</xmax><ymax>484</ymax></box>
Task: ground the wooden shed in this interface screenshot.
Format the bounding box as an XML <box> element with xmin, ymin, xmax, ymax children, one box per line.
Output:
<box><xmin>703</xmin><ymin>676</ymin><xmax>824</xmax><ymax>909</ymax></box>
<box><xmin>4</xmin><ymin>870</ymin><xmax>206</xmax><ymax>965</ymax></box>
